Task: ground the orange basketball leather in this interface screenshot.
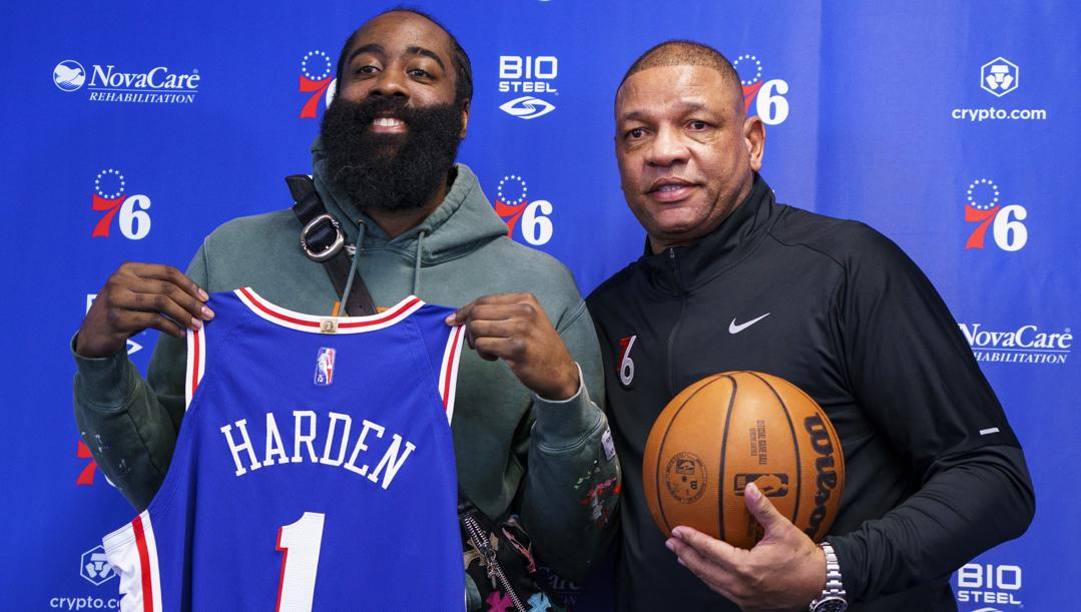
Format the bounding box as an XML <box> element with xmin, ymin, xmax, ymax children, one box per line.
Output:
<box><xmin>642</xmin><ymin>371</ymin><xmax>844</xmax><ymax>549</ymax></box>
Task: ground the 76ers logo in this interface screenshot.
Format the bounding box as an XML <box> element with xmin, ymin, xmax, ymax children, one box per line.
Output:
<box><xmin>734</xmin><ymin>54</ymin><xmax>790</xmax><ymax>126</ymax></box>
<box><xmin>493</xmin><ymin>175</ymin><xmax>554</xmax><ymax>246</ymax></box>
<box><xmin>299</xmin><ymin>50</ymin><xmax>335</xmax><ymax>119</ymax></box>
<box><xmin>964</xmin><ymin>178</ymin><xmax>1029</xmax><ymax>251</ymax></box>
<box><xmin>617</xmin><ymin>335</ymin><xmax>637</xmax><ymax>388</ymax></box>
<box><xmin>91</xmin><ymin>168</ymin><xmax>151</xmax><ymax>240</ymax></box>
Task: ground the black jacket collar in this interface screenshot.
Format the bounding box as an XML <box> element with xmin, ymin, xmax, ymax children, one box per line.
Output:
<box><xmin>639</xmin><ymin>174</ymin><xmax>777</xmax><ymax>294</ymax></box>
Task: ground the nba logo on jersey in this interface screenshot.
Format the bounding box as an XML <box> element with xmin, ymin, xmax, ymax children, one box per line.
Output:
<box><xmin>314</xmin><ymin>347</ymin><xmax>335</xmax><ymax>385</ymax></box>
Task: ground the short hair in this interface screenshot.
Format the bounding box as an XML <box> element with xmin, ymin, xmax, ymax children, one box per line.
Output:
<box><xmin>334</xmin><ymin>7</ymin><xmax>473</xmax><ymax>104</ymax></box>
<box><xmin>620</xmin><ymin>40</ymin><xmax>741</xmax><ymax>97</ymax></box>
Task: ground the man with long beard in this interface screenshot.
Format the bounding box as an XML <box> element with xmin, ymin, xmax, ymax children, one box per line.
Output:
<box><xmin>72</xmin><ymin>9</ymin><xmax>617</xmax><ymax>608</ymax></box>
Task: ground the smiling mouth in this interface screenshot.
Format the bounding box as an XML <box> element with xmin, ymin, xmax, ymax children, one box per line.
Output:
<box><xmin>647</xmin><ymin>179</ymin><xmax>697</xmax><ymax>201</ymax></box>
<box><xmin>370</xmin><ymin>117</ymin><xmax>406</xmax><ymax>133</ymax></box>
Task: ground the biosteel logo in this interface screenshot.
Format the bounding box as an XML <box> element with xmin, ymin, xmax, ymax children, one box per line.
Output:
<box><xmin>959</xmin><ymin>323</ymin><xmax>1071</xmax><ymax>365</ymax></box>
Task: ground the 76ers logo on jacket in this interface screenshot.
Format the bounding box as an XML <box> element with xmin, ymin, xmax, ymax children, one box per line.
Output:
<box><xmin>314</xmin><ymin>347</ymin><xmax>336</xmax><ymax>385</ymax></box>
<box><xmin>91</xmin><ymin>168</ymin><xmax>152</xmax><ymax>240</ymax></box>
<box><xmin>492</xmin><ymin>174</ymin><xmax>554</xmax><ymax>246</ymax></box>
<box><xmin>734</xmin><ymin>54</ymin><xmax>790</xmax><ymax>126</ymax></box>
<box><xmin>299</xmin><ymin>50</ymin><xmax>334</xmax><ymax>119</ymax></box>
<box><xmin>617</xmin><ymin>335</ymin><xmax>637</xmax><ymax>388</ymax></box>
<box><xmin>964</xmin><ymin>178</ymin><xmax>1029</xmax><ymax>251</ymax></box>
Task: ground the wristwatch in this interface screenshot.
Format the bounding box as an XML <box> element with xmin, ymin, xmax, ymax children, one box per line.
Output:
<box><xmin>808</xmin><ymin>541</ymin><xmax>848</xmax><ymax>612</ymax></box>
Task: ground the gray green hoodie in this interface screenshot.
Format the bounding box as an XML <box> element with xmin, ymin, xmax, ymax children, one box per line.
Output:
<box><xmin>73</xmin><ymin>142</ymin><xmax>619</xmax><ymax>586</ymax></box>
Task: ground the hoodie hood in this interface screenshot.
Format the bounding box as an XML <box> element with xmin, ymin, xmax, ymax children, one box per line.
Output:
<box><xmin>310</xmin><ymin>137</ymin><xmax>509</xmax><ymax>266</ymax></box>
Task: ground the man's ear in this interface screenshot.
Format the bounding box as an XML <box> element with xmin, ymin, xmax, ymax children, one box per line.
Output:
<box><xmin>744</xmin><ymin>115</ymin><xmax>765</xmax><ymax>172</ymax></box>
<box><xmin>459</xmin><ymin>98</ymin><xmax>471</xmax><ymax>139</ymax></box>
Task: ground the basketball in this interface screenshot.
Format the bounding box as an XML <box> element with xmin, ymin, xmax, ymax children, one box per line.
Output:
<box><xmin>642</xmin><ymin>371</ymin><xmax>844</xmax><ymax>549</ymax></box>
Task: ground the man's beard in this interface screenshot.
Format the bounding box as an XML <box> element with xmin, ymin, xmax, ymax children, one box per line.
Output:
<box><xmin>320</xmin><ymin>96</ymin><xmax>463</xmax><ymax>213</ymax></box>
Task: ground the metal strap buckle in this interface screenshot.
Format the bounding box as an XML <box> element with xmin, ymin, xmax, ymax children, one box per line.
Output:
<box><xmin>300</xmin><ymin>214</ymin><xmax>345</xmax><ymax>262</ymax></box>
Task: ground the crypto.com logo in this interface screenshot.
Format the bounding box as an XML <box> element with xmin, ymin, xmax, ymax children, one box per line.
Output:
<box><xmin>91</xmin><ymin>169</ymin><xmax>152</xmax><ymax>240</ymax></box>
<box><xmin>492</xmin><ymin>175</ymin><xmax>553</xmax><ymax>245</ymax></box>
<box><xmin>299</xmin><ymin>50</ymin><xmax>335</xmax><ymax>119</ymax></box>
<box><xmin>80</xmin><ymin>545</ymin><xmax>117</xmax><ymax>586</ymax></box>
<box><xmin>498</xmin><ymin>55</ymin><xmax>558</xmax><ymax>120</ymax></box>
<box><xmin>981</xmin><ymin>57</ymin><xmax>1019</xmax><ymax>97</ymax></box>
<box><xmin>963</xmin><ymin>178</ymin><xmax>1028</xmax><ymax>251</ymax></box>
<box><xmin>733</xmin><ymin>54</ymin><xmax>790</xmax><ymax>125</ymax></box>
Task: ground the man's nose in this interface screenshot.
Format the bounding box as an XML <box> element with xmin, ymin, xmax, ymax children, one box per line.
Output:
<box><xmin>370</xmin><ymin>67</ymin><xmax>409</xmax><ymax>99</ymax></box>
<box><xmin>646</xmin><ymin>126</ymin><xmax>689</xmax><ymax>168</ymax></box>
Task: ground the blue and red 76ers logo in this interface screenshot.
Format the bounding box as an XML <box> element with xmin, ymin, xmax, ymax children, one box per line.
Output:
<box><xmin>492</xmin><ymin>175</ymin><xmax>554</xmax><ymax>246</ymax></box>
<box><xmin>734</xmin><ymin>54</ymin><xmax>790</xmax><ymax>126</ymax></box>
<box><xmin>964</xmin><ymin>178</ymin><xmax>1029</xmax><ymax>251</ymax></box>
<box><xmin>91</xmin><ymin>168</ymin><xmax>152</xmax><ymax>240</ymax></box>
<box><xmin>299</xmin><ymin>50</ymin><xmax>334</xmax><ymax>119</ymax></box>
<box><xmin>617</xmin><ymin>335</ymin><xmax>637</xmax><ymax>388</ymax></box>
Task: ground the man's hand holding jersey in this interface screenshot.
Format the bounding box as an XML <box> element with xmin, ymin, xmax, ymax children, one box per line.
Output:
<box><xmin>76</xmin><ymin>262</ymin><xmax>212</xmax><ymax>358</ymax></box>
<box><xmin>447</xmin><ymin>292</ymin><xmax>580</xmax><ymax>401</ymax></box>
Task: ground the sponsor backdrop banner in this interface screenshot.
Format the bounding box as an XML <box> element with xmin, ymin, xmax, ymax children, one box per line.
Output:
<box><xmin>4</xmin><ymin>0</ymin><xmax>1076</xmax><ymax>609</ymax></box>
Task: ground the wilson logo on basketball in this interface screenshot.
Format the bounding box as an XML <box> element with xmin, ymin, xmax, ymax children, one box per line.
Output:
<box><xmin>804</xmin><ymin>415</ymin><xmax>841</xmax><ymax>540</ymax></box>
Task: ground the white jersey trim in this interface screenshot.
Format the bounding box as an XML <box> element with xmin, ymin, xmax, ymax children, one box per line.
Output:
<box><xmin>103</xmin><ymin>510</ymin><xmax>162</xmax><ymax>612</ymax></box>
<box><xmin>234</xmin><ymin>287</ymin><xmax>425</xmax><ymax>334</ymax></box>
<box><xmin>438</xmin><ymin>325</ymin><xmax>466</xmax><ymax>424</ymax></box>
<box><xmin>184</xmin><ymin>325</ymin><xmax>206</xmax><ymax>411</ymax></box>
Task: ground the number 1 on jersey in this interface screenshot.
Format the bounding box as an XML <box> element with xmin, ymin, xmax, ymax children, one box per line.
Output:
<box><xmin>276</xmin><ymin>511</ymin><xmax>326</xmax><ymax>612</ymax></box>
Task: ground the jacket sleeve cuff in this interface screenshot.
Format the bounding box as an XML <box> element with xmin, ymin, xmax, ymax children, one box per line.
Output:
<box><xmin>530</xmin><ymin>363</ymin><xmax>604</xmax><ymax>447</ymax></box>
<box><xmin>72</xmin><ymin>332</ymin><xmax>137</xmax><ymax>410</ymax></box>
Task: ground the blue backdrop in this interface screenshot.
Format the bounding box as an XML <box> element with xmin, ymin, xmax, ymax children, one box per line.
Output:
<box><xmin>5</xmin><ymin>1</ymin><xmax>1077</xmax><ymax>609</ymax></box>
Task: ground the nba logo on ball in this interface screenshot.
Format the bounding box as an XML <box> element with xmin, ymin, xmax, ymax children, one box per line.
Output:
<box><xmin>314</xmin><ymin>347</ymin><xmax>335</xmax><ymax>386</ymax></box>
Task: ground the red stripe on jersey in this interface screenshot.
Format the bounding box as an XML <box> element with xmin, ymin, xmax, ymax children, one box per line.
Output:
<box><xmin>274</xmin><ymin>525</ymin><xmax>288</xmax><ymax>612</ymax></box>
<box><xmin>338</xmin><ymin>297</ymin><xmax>420</xmax><ymax>329</ymax></box>
<box><xmin>239</xmin><ymin>287</ymin><xmax>420</xmax><ymax>329</ymax></box>
<box><xmin>190</xmin><ymin>328</ymin><xmax>201</xmax><ymax>399</ymax></box>
<box><xmin>240</xmin><ymin>287</ymin><xmax>319</xmax><ymax>328</ymax></box>
<box><xmin>132</xmin><ymin>515</ymin><xmax>155</xmax><ymax>612</ymax></box>
<box><xmin>442</xmin><ymin>326</ymin><xmax>463</xmax><ymax>410</ymax></box>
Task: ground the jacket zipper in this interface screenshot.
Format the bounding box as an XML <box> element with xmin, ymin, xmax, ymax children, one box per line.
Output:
<box><xmin>463</xmin><ymin>514</ymin><xmax>526</xmax><ymax>612</ymax></box>
<box><xmin>666</xmin><ymin>248</ymin><xmax>687</xmax><ymax>397</ymax></box>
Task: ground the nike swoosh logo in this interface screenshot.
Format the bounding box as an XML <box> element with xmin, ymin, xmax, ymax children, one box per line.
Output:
<box><xmin>729</xmin><ymin>313</ymin><xmax>771</xmax><ymax>334</ymax></box>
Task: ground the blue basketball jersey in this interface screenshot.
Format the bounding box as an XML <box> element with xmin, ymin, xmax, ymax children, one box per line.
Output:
<box><xmin>103</xmin><ymin>288</ymin><xmax>465</xmax><ymax>611</ymax></box>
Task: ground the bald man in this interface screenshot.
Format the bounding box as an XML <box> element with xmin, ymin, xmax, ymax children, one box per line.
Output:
<box><xmin>586</xmin><ymin>41</ymin><xmax>1034</xmax><ymax>611</ymax></box>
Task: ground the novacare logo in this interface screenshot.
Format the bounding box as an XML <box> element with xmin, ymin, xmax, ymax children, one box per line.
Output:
<box><xmin>55</xmin><ymin>59</ymin><xmax>200</xmax><ymax>104</ymax></box>
<box><xmin>959</xmin><ymin>323</ymin><xmax>1071</xmax><ymax>365</ymax></box>
<box><xmin>89</xmin><ymin>64</ymin><xmax>200</xmax><ymax>90</ymax></box>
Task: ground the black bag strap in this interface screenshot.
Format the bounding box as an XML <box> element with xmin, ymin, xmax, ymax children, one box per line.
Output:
<box><xmin>285</xmin><ymin>175</ymin><xmax>376</xmax><ymax>316</ymax></box>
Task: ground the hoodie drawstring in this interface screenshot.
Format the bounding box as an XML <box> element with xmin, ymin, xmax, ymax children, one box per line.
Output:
<box><xmin>412</xmin><ymin>230</ymin><xmax>427</xmax><ymax>295</ymax></box>
<box><xmin>338</xmin><ymin>222</ymin><xmax>366</xmax><ymax>315</ymax></box>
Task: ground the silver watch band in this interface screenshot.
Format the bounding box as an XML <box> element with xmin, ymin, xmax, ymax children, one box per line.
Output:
<box><xmin>809</xmin><ymin>541</ymin><xmax>847</xmax><ymax>611</ymax></box>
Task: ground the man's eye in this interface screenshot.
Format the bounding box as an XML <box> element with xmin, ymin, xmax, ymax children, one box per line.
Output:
<box><xmin>354</xmin><ymin>65</ymin><xmax>378</xmax><ymax>75</ymax></box>
<box><xmin>626</xmin><ymin>128</ymin><xmax>646</xmax><ymax>140</ymax></box>
<box><xmin>408</xmin><ymin>68</ymin><xmax>432</xmax><ymax>79</ymax></box>
<box><xmin>688</xmin><ymin>120</ymin><xmax>708</xmax><ymax>130</ymax></box>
